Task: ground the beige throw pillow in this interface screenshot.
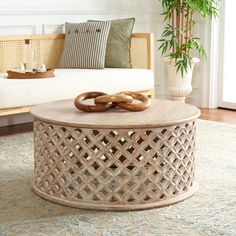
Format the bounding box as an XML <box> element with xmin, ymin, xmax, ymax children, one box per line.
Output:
<box><xmin>60</xmin><ymin>22</ymin><xmax>111</xmax><ymax>69</ymax></box>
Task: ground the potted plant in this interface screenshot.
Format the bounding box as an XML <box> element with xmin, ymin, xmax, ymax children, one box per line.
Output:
<box><xmin>158</xmin><ymin>0</ymin><xmax>220</xmax><ymax>102</ymax></box>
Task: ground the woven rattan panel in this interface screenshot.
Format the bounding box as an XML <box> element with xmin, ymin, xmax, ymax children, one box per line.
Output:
<box><xmin>0</xmin><ymin>34</ymin><xmax>152</xmax><ymax>73</ymax></box>
<box><xmin>0</xmin><ymin>40</ymin><xmax>25</xmax><ymax>73</ymax></box>
<box><xmin>31</xmin><ymin>39</ymin><xmax>64</xmax><ymax>70</ymax></box>
<box><xmin>0</xmin><ymin>38</ymin><xmax>64</xmax><ymax>73</ymax></box>
<box><xmin>131</xmin><ymin>37</ymin><xmax>148</xmax><ymax>69</ymax></box>
<box><xmin>33</xmin><ymin>119</ymin><xmax>197</xmax><ymax>210</ymax></box>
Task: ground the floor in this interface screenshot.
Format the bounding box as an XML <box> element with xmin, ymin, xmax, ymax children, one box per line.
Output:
<box><xmin>0</xmin><ymin>108</ymin><xmax>235</xmax><ymax>136</ymax></box>
<box><xmin>200</xmin><ymin>108</ymin><xmax>236</xmax><ymax>125</ymax></box>
<box><xmin>1</xmin><ymin>120</ymin><xmax>235</xmax><ymax>236</ymax></box>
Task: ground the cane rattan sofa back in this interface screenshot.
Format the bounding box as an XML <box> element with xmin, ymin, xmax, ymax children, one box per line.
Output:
<box><xmin>0</xmin><ymin>33</ymin><xmax>154</xmax><ymax>73</ymax></box>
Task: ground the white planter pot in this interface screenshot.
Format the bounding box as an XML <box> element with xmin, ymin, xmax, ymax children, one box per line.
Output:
<box><xmin>165</xmin><ymin>57</ymin><xmax>200</xmax><ymax>102</ymax></box>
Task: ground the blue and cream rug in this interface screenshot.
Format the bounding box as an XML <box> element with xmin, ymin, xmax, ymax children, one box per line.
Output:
<box><xmin>0</xmin><ymin>120</ymin><xmax>235</xmax><ymax>236</ymax></box>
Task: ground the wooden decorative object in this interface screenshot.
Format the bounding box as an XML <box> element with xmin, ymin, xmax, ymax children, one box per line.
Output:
<box><xmin>74</xmin><ymin>92</ymin><xmax>113</xmax><ymax>112</ymax></box>
<box><xmin>114</xmin><ymin>91</ymin><xmax>151</xmax><ymax>111</ymax></box>
<box><xmin>31</xmin><ymin>99</ymin><xmax>200</xmax><ymax>211</ymax></box>
<box><xmin>95</xmin><ymin>94</ymin><xmax>133</xmax><ymax>104</ymax></box>
<box><xmin>7</xmin><ymin>69</ymin><xmax>55</xmax><ymax>79</ymax></box>
<box><xmin>74</xmin><ymin>91</ymin><xmax>151</xmax><ymax>112</ymax></box>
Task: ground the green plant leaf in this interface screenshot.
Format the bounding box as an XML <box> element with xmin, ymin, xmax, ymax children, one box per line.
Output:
<box><xmin>158</xmin><ymin>0</ymin><xmax>221</xmax><ymax>76</ymax></box>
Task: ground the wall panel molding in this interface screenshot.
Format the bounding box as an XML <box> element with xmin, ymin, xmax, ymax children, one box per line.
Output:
<box><xmin>42</xmin><ymin>24</ymin><xmax>64</xmax><ymax>34</ymax></box>
<box><xmin>0</xmin><ymin>6</ymin><xmax>160</xmax><ymax>16</ymax></box>
<box><xmin>0</xmin><ymin>25</ymin><xmax>36</xmax><ymax>35</ymax></box>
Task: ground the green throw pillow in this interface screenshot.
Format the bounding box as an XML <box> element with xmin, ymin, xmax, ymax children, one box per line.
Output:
<box><xmin>88</xmin><ymin>18</ymin><xmax>135</xmax><ymax>68</ymax></box>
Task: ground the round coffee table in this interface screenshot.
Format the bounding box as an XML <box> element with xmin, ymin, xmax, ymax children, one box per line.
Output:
<box><xmin>31</xmin><ymin>99</ymin><xmax>200</xmax><ymax>211</ymax></box>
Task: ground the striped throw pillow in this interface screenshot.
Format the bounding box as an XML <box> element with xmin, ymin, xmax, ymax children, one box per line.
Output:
<box><xmin>60</xmin><ymin>22</ymin><xmax>111</xmax><ymax>69</ymax></box>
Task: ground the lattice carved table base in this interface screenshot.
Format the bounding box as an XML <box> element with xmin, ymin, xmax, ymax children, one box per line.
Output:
<box><xmin>32</xmin><ymin>119</ymin><xmax>198</xmax><ymax>211</ymax></box>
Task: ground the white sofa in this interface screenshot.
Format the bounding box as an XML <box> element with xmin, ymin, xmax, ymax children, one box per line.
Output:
<box><xmin>0</xmin><ymin>68</ymin><xmax>154</xmax><ymax>109</ymax></box>
<box><xmin>0</xmin><ymin>33</ymin><xmax>154</xmax><ymax>116</ymax></box>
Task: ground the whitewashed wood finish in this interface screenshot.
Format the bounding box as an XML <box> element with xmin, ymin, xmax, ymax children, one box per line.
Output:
<box><xmin>31</xmin><ymin>99</ymin><xmax>200</xmax><ymax>128</ymax></box>
<box><xmin>31</xmin><ymin>99</ymin><xmax>200</xmax><ymax>210</ymax></box>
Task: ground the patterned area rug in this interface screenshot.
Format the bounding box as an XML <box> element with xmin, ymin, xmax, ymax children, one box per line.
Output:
<box><xmin>0</xmin><ymin>120</ymin><xmax>235</xmax><ymax>236</ymax></box>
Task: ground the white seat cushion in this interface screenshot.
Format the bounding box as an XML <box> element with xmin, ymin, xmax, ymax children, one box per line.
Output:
<box><xmin>0</xmin><ymin>68</ymin><xmax>154</xmax><ymax>109</ymax></box>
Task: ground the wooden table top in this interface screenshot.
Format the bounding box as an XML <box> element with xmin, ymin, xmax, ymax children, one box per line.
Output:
<box><xmin>31</xmin><ymin>99</ymin><xmax>200</xmax><ymax>128</ymax></box>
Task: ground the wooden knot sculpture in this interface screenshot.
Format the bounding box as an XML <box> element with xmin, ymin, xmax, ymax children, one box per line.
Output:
<box><xmin>74</xmin><ymin>91</ymin><xmax>151</xmax><ymax>112</ymax></box>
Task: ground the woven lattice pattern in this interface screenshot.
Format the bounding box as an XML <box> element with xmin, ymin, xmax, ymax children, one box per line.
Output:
<box><xmin>32</xmin><ymin>39</ymin><xmax>64</xmax><ymax>69</ymax></box>
<box><xmin>0</xmin><ymin>34</ymin><xmax>152</xmax><ymax>73</ymax></box>
<box><xmin>0</xmin><ymin>38</ymin><xmax>64</xmax><ymax>73</ymax></box>
<box><xmin>33</xmin><ymin>119</ymin><xmax>196</xmax><ymax>207</ymax></box>
<box><xmin>0</xmin><ymin>40</ymin><xmax>25</xmax><ymax>73</ymax></box>
<box><xmin>131</xmin><ymin>37</ymin><xmax>148</xmax><ymax>69</ymax></box>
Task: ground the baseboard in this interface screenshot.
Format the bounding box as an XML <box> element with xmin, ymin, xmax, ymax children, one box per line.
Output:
<box><xmin>186</xmin><ymin>96</ymin><xmax>203</xmax><ymax>107</ymax></box>
<box><xmin>0</xmin><ymin>113</ymin><xmax>32</xmax><ymax>127</ymax></box>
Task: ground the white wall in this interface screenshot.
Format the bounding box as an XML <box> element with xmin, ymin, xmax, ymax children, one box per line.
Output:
<box><xmin>0</xmin><ymin>0</ymin><xmax>215</xmax><ymax>110</ymax></box>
